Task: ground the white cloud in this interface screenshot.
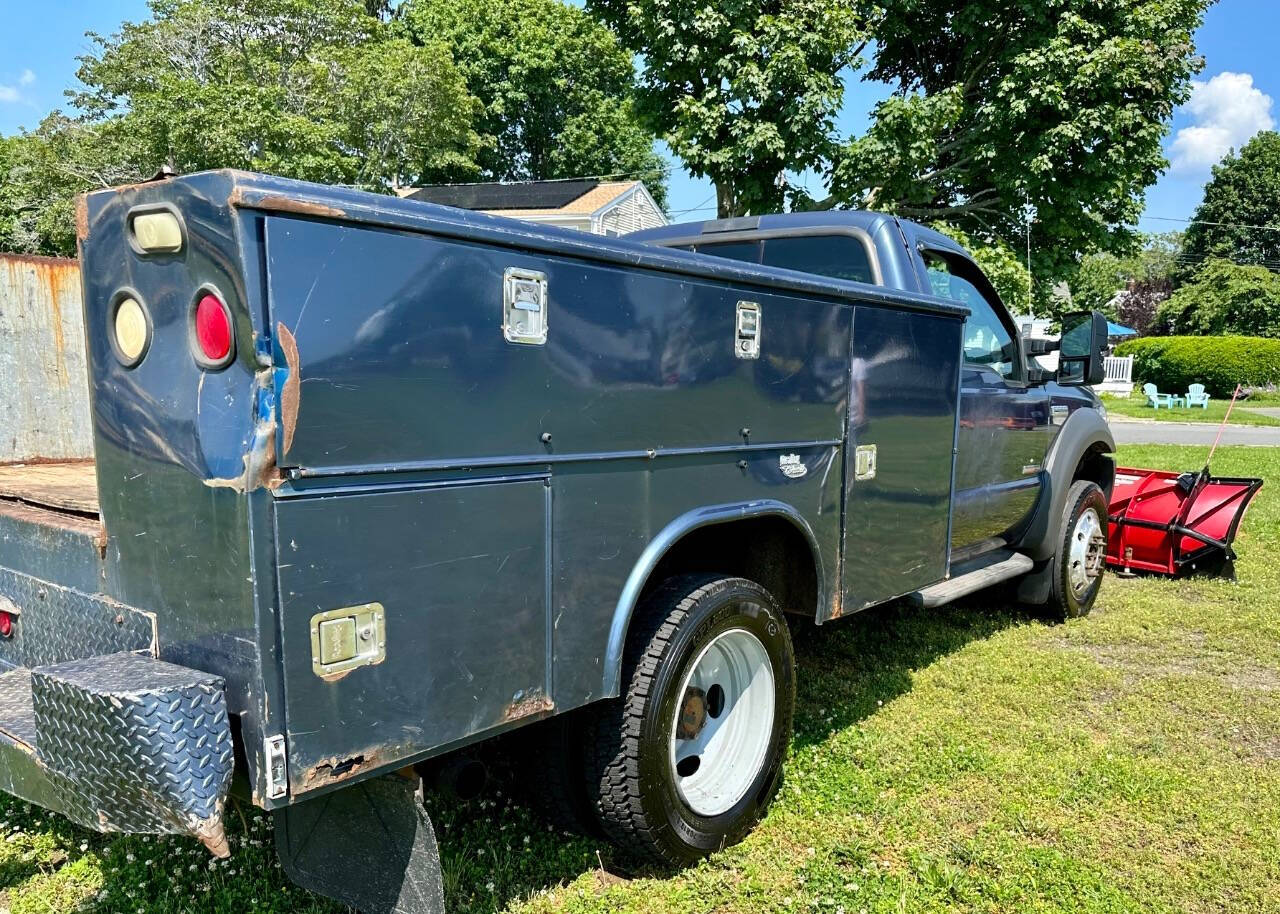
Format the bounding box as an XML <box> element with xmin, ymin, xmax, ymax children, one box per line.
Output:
<box><xmin>19</xmin><ymin>69</ymin><xmax>34</xmax><ymax>87</ymax></box>
<box><xmin>1170</xmin><ymin>72</ymin><xmax>1275</xmax><ymax>172</ymax></box>
<box><xmin>0</xmin><ymin>85</ymin><xmax>19</xmax><ymax>104</ymax></box>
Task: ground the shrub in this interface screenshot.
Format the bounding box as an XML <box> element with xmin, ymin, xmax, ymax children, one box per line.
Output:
<box><xmin>1154</xmin><ymin>258</ymin><xmax>1280</xmax><ymax>338</ymax></box>
<box><xmin>1114</xmin><ymin>335</ymin><xmax>1280</xmax><ymax>398</ymax></box>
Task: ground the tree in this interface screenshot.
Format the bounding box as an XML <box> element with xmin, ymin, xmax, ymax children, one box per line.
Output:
<box><xmin>1179</xmin><ymin>131</ymin><xmax>1280</xmax><ymax>277</ymax></box>
<box><xmin>932</xmin><ymin>223</ymin><xmax>1031</xmax><ymax>314</ymax></box>
<box><xmin>1155</xmin><ymin>258</ymin><xmax>1280</xmax><ymax>338</ymax></box>
<box><xmin>73</xmin><ymin>0</ymin><xmax>480</xmax><ymax>187</ymax></box>
<box><xmin>399</xmin><ymin>0</ymin><xmax>667</xmax><ymax>205</ymax></box>
<box><xmin>1069</xmin><ymin>232</ymin><xmax>1181</xmax><ymax>334</ymax></box>
<box><xmin>0</xmin><ymin>0</ymin><xmax>483</xmax><ymax>255</ymax></box>
<box><xmin>588</xmin><ymin>0</ymin><xmax>863</xmax><ymax>218</ymax></box>
<box><xmin>0</xmin><ymin>136</ymin><xmax>18</xmax><ymax>251</ymax></box>
<box><xmin>1111</xmin><ymin>284</ymin><xmax>1168</xmax><ymax>337</ymax></box>
<box><xmin>0</xmin><ymin>115</ymin><xmax>150</xmax><ymax>255</ymax></box>
<box><xmin>827</xmin><ymin>0</ymin><xmax>1211</xmax><ymax>279</ymax></box>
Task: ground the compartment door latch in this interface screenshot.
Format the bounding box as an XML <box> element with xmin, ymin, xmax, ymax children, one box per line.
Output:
<box><xmin>504</xmin><ymin>268</ymin><xmax>549</xmax><ymax>345</ymax></box>
<box><xmin>310</xmin><ymin>602</ymin><xmax>386</xmax><ymax>678</ymax></box>
<box><xmin>735</xmin><ymin>300</ymin><xmax>761</xmax><ymax>359</ymax></box>
<box><xmin>854</xmin><ymin>444</ymin><xmax>877</xmax><ymax>481</ymax></box>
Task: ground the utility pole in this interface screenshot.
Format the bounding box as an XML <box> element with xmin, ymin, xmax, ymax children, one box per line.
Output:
<box><xmin>1024</xmin><ymin>191</ymin><xmax>1034</xmax><ymax>318</ymax></box>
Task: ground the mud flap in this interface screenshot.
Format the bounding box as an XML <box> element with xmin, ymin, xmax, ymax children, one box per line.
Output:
<box><xmin>274</xmin><ymin>774</ymin><xmax>445</xmax><ymax>914</ymax></box>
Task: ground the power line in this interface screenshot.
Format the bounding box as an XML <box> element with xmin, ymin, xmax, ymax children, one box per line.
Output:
<box><xmin>1143</xmin><ymin>214</ymin><xmax>1280</xmax><ymax>233</ymax></box>
<box><xmin>668</xmin><ymin>191</ymin><xmax>717</xmax><ymax>216</ymax></box>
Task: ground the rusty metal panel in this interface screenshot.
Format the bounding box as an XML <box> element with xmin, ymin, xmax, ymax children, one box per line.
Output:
<box><xmin>0</xmin><ymin>255</ymin><xmax>93</xmax><ymax>461</ymax></box>
<box><xmin>273</xmin><ymin>478</ymin><xmax>550</xmax><ymax>795</ymax></box>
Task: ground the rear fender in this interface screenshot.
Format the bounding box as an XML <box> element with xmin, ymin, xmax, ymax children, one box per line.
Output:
<box><xmin>602</xmin><ymin>500</ymin><xmax>823</xmax><ymax>697</ymax></box>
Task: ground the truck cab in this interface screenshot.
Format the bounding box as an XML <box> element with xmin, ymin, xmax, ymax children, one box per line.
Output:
<box><xmin>628</xmin><ymin>212</ymin><xmax>1113</xmax><ymax>584</ymax></box>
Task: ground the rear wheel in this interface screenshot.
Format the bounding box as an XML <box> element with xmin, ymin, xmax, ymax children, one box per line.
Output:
<box><xmin>1047</xmin><ymin>480</ymin><xmax>1109</xmax><ymax>618</ymax></box>
<box><xmin>585</xmin><ymin>575</ymin><xmax>795</xmax><ymax>865</ymax></box>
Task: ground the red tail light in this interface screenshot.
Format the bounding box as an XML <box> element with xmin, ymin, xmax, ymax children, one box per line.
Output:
<box><xmin>0</xmin><ymin>611</ymin><xmax>14</xmax><ymax>638</ymax></box>
<box><xmin>193</xmin><ymin>292</ymin><xmax>234</xmax><ymax>368</ymax></box>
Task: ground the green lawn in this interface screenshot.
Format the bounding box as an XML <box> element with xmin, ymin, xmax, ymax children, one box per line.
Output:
<box><xmin>2</xmin><ymin>444</ymin><xmax>1278</xmax><ymax>913</ymax></box>
<box><xmin>1102</xmin><ymin>391</ymin><xmax>1280</xmax><ymax>426</ymax></box>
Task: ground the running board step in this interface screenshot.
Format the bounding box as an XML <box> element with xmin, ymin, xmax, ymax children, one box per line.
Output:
<box><xmin>908</xmin><ymin>552</ymin><xmax>1034</xmax><ymax>608</ymax></box>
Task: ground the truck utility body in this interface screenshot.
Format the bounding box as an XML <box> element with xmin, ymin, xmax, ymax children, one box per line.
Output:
<box><xmin>0</xmin><ymin>171</ymin><xmax>1114</xmax><ymax>913</ymax></box>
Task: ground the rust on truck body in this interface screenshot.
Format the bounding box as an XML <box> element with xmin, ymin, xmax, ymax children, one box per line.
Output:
<box><xmin>276</xmin><ymin>323</ymin><xmax>301</xmax><ymax>456</ymax></box>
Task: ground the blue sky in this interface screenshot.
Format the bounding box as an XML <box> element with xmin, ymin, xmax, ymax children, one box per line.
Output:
<box><xmin>1</xmin><ymin>0</ymin><xmax>1274</xmax><ymax>233</ymax></box>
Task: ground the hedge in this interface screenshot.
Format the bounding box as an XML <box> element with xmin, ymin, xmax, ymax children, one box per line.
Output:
<box><xmin>1113</xmin><ymin>335</ymin><xmax>1280</xmax><ymax>398</ymax></box>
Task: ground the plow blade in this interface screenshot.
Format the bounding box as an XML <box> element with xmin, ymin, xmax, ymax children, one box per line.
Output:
<box><xmin>1107</xmin><ymin>467</ymin><xmax>1263</xmax><ymax>577</ymax></box>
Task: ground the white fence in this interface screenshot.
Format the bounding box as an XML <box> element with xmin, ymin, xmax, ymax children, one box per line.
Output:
<box><xmin>1095</xmin><ymin>354</ymin><xmax>1134</xmax><ymax>396</ymax></box>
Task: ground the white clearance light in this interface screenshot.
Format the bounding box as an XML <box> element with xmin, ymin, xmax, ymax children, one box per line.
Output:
<box><xmin>114</xmin><ymin>297</ymin><xmax>149</xmax><ymax>365</ymax></box>
<box><xmin>131</xmin><ymin>211</ymin><xmax>183</xmax><ymax>253</ymax></box>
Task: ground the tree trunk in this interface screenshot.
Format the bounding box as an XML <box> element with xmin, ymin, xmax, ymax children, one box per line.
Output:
<box><xmin>716</xmin><ymin>182</ymin><xmax>740</xmax><ymax>220</ymax></box>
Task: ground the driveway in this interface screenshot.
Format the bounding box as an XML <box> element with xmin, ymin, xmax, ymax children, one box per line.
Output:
<box><xmin>1108</xmin><ymin>417</ymin><xmax>1280</xmax><ymax>446</ymax></box>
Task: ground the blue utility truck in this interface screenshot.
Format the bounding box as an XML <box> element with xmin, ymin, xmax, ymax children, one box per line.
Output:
<box><xmin>0</xmin><ymin>170</ymin><xmax>1113</xmax><ymax>913</ymax></box>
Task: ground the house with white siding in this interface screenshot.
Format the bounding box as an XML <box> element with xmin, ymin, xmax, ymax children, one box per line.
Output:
<box><xmin>399</xmin><ymin>179</ymin><xmax>667</xmax><ymax>235</ymax></box>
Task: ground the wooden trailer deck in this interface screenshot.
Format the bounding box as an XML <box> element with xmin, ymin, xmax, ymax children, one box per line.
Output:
<box><xmin>0</xmin><ymin>462</ymin><xmax>99</xmax><ymax>517</ymax></box>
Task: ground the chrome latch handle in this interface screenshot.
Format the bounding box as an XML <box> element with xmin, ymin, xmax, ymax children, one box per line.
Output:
<box><xmin>736</xmin><ymin>301</ymin><xmax>761</xmax><ymax>359</ymax></box>
<box><xmin>504</xmin><ymin>268</ymin><xmax>548</xmax><ymax>344</ymax></box>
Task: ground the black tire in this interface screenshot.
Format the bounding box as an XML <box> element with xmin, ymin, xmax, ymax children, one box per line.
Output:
<box><xmin>1046</xmin><ymin>480</ymin><xmax>1109</xmax><ymax>618</ymax></box>
<box><xmin>519</xmin><ymin>709</ymin><xmax>603</xmax><ymax>838</ymax></box>
<box><xmin>584</xmin><ymin>574</ymin><xmax>795</xmax><ymax>866</ymax></box>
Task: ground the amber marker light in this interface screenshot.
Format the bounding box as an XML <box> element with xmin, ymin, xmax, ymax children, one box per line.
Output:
<box><xmin>112</xmin><ymin>296</ymin><xmax>151</xmax><ymax>367</ymax></box>
<box><xmin>130</xmin><ymin>210</ymin><xmax>184</xmax><ymax>253</ymax></box>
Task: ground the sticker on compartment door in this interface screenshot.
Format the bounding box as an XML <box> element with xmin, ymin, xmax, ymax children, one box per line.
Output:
<box><xmin>779</xmin><ymin>454</ymin><xmax>808</xmax><ymax>479</ymax></box>
<box><xmin>854</xmin><ymin>444</ymin><xmax>877</xmax><ymax>481</ymax></box>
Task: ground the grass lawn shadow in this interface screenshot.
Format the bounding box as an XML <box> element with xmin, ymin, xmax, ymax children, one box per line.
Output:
<box><xmin>789</xmin><ymin>596</ymin><xmax>1032</xmax><ymax>750</ymax></box>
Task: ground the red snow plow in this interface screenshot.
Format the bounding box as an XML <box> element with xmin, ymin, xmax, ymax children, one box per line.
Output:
<box><xmin>1106</xmin><ymin>467</ymin><xmax>1263</xmax><ymax>577</ymax></box>
<box><xmin>1106</xmin><ymin>385</ymin><xmax>1264</xmax><ymax>578</ymax></box>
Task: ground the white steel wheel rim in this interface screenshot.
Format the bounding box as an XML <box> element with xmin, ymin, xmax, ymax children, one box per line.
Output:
<box><xmin>669</xmin><ymin>627</ymin><xmax>775</xmax><ymax>817</ymax></box>
<box><xmin>1068</xmin><ymin>507</ymin><xmax>1106</xmax><ymax>597</ymax></box>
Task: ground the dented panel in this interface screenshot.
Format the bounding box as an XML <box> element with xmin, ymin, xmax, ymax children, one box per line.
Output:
<box><xmin>74</xmin><ymin>172</ymin><xmax>274</xmax><ymax>798</ymax></box>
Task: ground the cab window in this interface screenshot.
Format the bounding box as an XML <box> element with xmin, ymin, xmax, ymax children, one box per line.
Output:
<box><xmin>683</xmin><ymin>234</ymin><xmax>875</xmax><ymax>284</ymax></box>
<box><xmin>760</xmin><ymin>235</ymin><xmax>874</xmax><ymax>284</ymax></box>
<box><xmin>923</xmin><ymin>251</ymin><xmax>1019</xmax><ymax>379</ymax></box>
<box><xmin>685</xmin><ymin>240</ymin><xmax>760</xmax><ymax>264</ymax></box>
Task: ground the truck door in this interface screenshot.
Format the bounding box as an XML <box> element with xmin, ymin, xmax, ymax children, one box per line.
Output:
<box><xmin>841</xmin><ymin>305</ymin><xmax>963</xmax><ymax>613</ymax></box>
<box><xmin>919</xmin><ymin>250</ymin><xmax>1052</xmax><ymax>552</ymax></box>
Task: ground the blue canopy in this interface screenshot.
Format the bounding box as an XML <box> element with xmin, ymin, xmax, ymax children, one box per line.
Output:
<box><xmin>1107</xmin><ymin>321</ymin><xmax>1137</xmax><ymax>337</ymax></box>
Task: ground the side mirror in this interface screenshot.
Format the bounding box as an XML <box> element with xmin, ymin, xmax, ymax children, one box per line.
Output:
<box><xmin>1023</xmin><ymin>337</ymin><xmax>1058</xmax><ymax>356</ymax></box>
<box><xmin>1056</xmin><ymin>310</ymin><xmax>1108</xmax><ymax>386</ymax></box>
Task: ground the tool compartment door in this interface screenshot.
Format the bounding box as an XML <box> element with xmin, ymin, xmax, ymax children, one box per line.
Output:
<box><xmin>274</xmin><ymin>478</ymin><xmax>548</xmax><ymax>793</ymax></box>
<box><xmin>842</xmin><ymin>306</ymin><xmax>962</xmax><ymax>613</ymax></box>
